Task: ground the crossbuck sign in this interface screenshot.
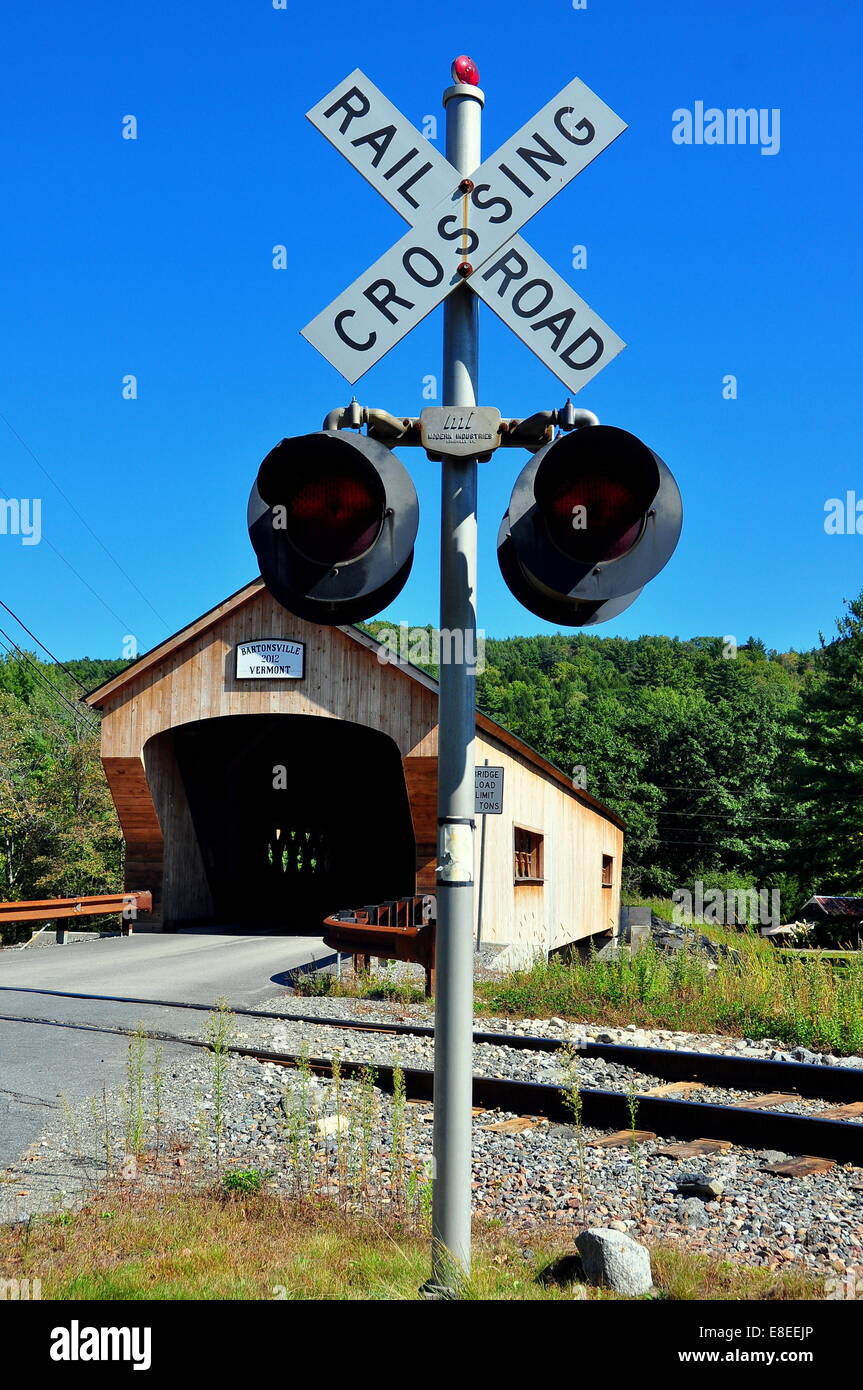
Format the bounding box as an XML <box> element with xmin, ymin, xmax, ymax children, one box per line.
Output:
<box><xmin>302</xmin><ymin>71</ymin><xmax>627</xmax><ymax>393</ymax></box>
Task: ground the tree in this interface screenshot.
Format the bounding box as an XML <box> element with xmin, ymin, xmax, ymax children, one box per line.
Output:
<box><xmin>0</xmin><ymin>655</ymin><xmax>123</xmax><ymax>931</ymax></box>
<box><xmin>790</xmin><ymin>591</ymin><xmax>863</xmax><ymax>891</ymax></box>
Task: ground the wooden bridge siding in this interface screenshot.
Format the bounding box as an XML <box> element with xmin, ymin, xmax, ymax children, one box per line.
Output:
<box><xmin>473</xmin><ymin>731</ymin><xmax>623</xmax><ymax>953</ymax></box>
<box><xmin>143</xmin><ymin>734</ymin><xmax>214</xmax><ymax>926</ymax></box>
<box><xmin>100</xmin><ymin>757</ymin><xmax>165</xmax><ymax>924</ymax></box>
<box><xmin>100</xmin><ymin>589</ymin><xmax>439</xmax><ymax>763</ymax></box>
<box><xmin>122</xmin><ymin>841</ymin><xmax>165</xmax><ymax>924</ymax></box>
<box><xmin>403</xmin><ymin>732</ymin><xmax>622</xmax><ymax>950</ymax></box>
<box><xmin>402</xmin><ymin>755</ymin><xmax>438</xmax><ymax>893</ymax></box>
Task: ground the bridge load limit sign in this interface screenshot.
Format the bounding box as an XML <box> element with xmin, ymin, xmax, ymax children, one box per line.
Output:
<box><xmin>475</xmin><ymin>765</ymin><xmax>504</xmax><ymax>814</ymax></box>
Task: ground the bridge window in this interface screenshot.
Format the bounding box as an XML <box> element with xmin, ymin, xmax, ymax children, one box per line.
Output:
<box><xmin>602</xmin><ymin>853</ymin><xmax>614</xmax><ymax>887</ymax></box>
<box><xmin>514</xmin><ymin>826</ymin><xmax>544</xmax><ymax>884</ymax></box>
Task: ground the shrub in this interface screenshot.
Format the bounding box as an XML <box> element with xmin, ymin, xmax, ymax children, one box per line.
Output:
<box><xmin>222</xmin><ymin>1169</ymin><xmax>270</xmax><ymax>1196</ymax></box>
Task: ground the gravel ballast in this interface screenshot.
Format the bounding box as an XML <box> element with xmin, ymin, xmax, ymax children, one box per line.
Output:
<box><xmin>2</xmin><ymin>1001</ymin><xmax>862</xmax><ymax>1285</ymax></box>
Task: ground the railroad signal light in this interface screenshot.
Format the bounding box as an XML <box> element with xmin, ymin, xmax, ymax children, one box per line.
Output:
<box><xmin>248</xmin><ymin>431</ymin><xmax>419</xmax><ymax>624</ymax></box>
<box><xmin>451</xmin><ymin>55</ymin><xmax>480</xmax><ymax>86</ymax></box>
<box><xmin>497</xmin><ymin>424</ymin><xmax>682</xmax><ymax>627</ymax></box>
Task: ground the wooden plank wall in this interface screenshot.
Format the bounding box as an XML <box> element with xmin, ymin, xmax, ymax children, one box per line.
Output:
<box><xmin>101</xmin><ymin>589</ymin><xmax>439</xmax><ymax>764</ymax></box>
<box><xmin>143</xmin><ymin>733</ymin><xmax>214</xmax><ymax>925</ymax></box>
<box><xmin>474</xmin><ymin>730</ymin><xmax>623</xmax><ymax>955</ymax></box>
<box><xmin>403</xmin><ymin>755</ymin><xmax>437</xmax><ymax>893</ymax></box>
<box><xmin>101</xmin><ymin>756</ymin><xmax>165</xmax><ymax>922</ymax></box>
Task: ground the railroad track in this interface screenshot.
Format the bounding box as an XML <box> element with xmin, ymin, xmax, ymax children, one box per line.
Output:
<box><xmin>2</xmin><ymin>985</ymin><xmax>863</xmax><ymax>1166</ymax></box>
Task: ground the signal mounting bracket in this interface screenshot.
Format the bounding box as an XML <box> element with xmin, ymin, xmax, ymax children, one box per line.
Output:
<box><xmin>321</xmin><ymin>401</ymin><xmax>598</xmax><ymax>459</ymax></box>
<box><xmin>419</xmin><ymin>407</ymin><xmax>502</xmax><ymax>462</ymax></box>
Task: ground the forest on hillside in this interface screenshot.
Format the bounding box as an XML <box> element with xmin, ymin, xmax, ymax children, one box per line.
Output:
<box><xmin>374</xmin><ymin>591</ymin><xmax>863</xmax><ymax>910</ymax></box>
<box><xmin>1</xmin><ymin>594</ymin><xmax>862</xmax><ymax>922</ymax></box>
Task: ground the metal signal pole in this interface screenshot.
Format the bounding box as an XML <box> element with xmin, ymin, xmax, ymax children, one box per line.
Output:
<box><xmin>431</xmin><ymin>62</ymin><xmax>484</xmax><ymax>1286</ymax></box>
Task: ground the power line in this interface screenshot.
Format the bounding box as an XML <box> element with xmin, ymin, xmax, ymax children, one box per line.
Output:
<box><xmin>648</xmin><ymin>785</ymin><xmax>789</xmax><ymax>795</ymax></box>
<box><xmin>0</xmin><ymin>624</ymin><xmax>98</xmax><ymax>730</ymax></box>
<box><xmin>0</xmin><ymin>597</ymin><xmax>89</xmax><ymax>696</ymax></box>
<box><xmin>653</xmin><ymin>834</ymin><xmax>772</xmax><ymax>845</ymax></box>
<box><xmin>0</xmin><ymin>411</ymin><xmax>168</xmax><ymax>626</ymax></box>
<box><xmin>0</xmin><ymin>640</ymin><xmax>97</xmax><ymax>731</ymax></box>
<box><xmin>0</xmin><ymin>477</ymin><xmax>135</xmax><ymax>630</ymax></box>
<box><xmin>0</xmin><ymin>632</ymin><xmax>92</xmax><ymax>743</ymax></box>
<box><xmin>657</xmin><ymin>811</ymin><xmax>803</xmax><ymax>822</ymax></box>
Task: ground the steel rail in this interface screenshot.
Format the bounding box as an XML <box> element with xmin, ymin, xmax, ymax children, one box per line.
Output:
<box><xmin>2</xmin><ymin>1006</ymin><xmax>862</xmax><ymax>1165</ymax></box>
<box><xmin>1</xmin><ymin>984</ymin><xmax>862</xmax><ymax>1103</ymax></box>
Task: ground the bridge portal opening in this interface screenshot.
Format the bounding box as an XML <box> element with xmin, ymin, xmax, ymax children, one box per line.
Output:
<box><xmin>158</xmin><ymin>714</ymin><xmax>416</xmax><ymax>930</ymax></box>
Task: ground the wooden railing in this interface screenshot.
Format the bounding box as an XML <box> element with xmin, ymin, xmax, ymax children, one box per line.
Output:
<box><xmin>323</xmin><ymin>895</ymin><xmax>436</xmax><ymax>996</ymax></box>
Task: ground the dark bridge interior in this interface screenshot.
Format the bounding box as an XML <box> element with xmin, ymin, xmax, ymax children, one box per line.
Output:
<box><xmin>172</xmin><ymin>714</ymin><xmax>416</xmax><ymax>930</ymax></box>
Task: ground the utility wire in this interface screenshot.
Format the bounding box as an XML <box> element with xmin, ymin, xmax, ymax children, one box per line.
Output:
<box><xmin>0</xmin><ymin>597</ymin><xmax>90</xmax><ymax>697</ymax></box>
<box><xmin>0</xmin><ymin>477</ymin><xmax>134</xmax><ymax>630</ymax></box>
<box><xmin>0</xmin><ymin>623</ymin><xmax>98</xmax><ymax>730</ymax></box>
<box><xmin>0</xmin><ymin>410</ymin><xmax>168</xmax><ymax>626</ymax></box>
<box><xmin>651</xmin><ymin>837</ymin><xmax>789</xmax><ymax>847</ymax></box>
<box><xmin>644</xmin><ymin>784</ymin><xmax>790</xmax><ymax>794</ymax></box>
<box><xmin>0</xmin><ymin>633</ymin><xmax>93</xmax><ymax>743</ymax></box>
<box><xmin>657</xmin><ymin>811</ymin><xmax>803</xmax><ymax>822</ymax></box>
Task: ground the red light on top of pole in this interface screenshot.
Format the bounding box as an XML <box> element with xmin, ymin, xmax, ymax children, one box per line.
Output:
<box><xmin>451</xmin><ymin>55</ymin><xmax>480</xmax><ymax>86</ymax></box>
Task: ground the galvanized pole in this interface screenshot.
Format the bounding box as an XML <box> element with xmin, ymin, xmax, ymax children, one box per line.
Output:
<box><xmin>431</xmin><ymin>65</ymin><xmax>483</xmax><ymax>1286</ymax></box>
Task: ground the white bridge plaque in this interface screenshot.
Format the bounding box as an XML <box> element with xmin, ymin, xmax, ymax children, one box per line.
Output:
<box><xmin>235</xmin><ymin>640</ymin><xmax>305</xmax><ymax>680</ymax></box>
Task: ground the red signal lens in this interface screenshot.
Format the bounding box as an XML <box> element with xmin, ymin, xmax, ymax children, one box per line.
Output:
<box><xmin>284</xmin><ymin>467</ymin><xmax>383</xmax><ymax>565</ymax></box>
<box><xmin>536</xmin><ymin>430</ymin><xmax>659</xmax><ymax>565</ymax></box>
<box><xmin>452</xmin><ymin>55</ymin><xmax>480</xmax><ymax>86</ymax></box>
<box><xmin>547</xmin><ymin>473</ymin><xmax>645</xmax><ymax>562</ymax></box>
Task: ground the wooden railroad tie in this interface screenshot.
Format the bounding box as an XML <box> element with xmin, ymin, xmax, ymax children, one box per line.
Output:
<box><xmin>763</xmin><ymin>1156</ymin><xmax>836</xmax><ymax>1178</ymax></box>
<box><xmin>654</xmin><ymin>1138</ymin><xmax>733</xmax><ymax>1159</ymax></box>
<box><xmin>818</xmin><ymin>1101</ymin><xmax>863</xmax><ymax>1120</ymax></box>
<box><xmin>639</xmin><ymin>1080</ymin><xmax>705</xmax><ymax>1098</ymax></box>
<box><xmin>733</xmin><ymin>1092</ymin><xmax>800</xmax><ymax>1110</ymax></box>
<box><xmin>589</xmin><ymin>1129</ymin><xmax>656</xmax><ymax>1148</ymax></box>
<box><xmin>480</xmin><ymin>1115</ymin><xmax>545</xmax><ymax>1134</ymax></box>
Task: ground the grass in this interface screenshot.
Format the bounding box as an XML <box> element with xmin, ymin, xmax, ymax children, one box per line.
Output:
<box><xmin>475</xmin><ymin>938</ymin><xmax>863</xmax><ymax>1054</ymax></box>
<box><xmin>777</xmin><ymin>948</ymin><xmax>859</xmax><ymax>966</ymax></box>
<box><xmin>0</xmin><ymin>1186</ymin><xmax>825</xmax><ymax>1301</ymax></box>
<box><xmin>294</xmin><ymin>919</ymin><xmax>863</xmax><ymax>1053</ymax></box>
<box><xmin>292</xmin><ymin>965</ymin><xmax>425</xmax><ymax>1006</ymax></box>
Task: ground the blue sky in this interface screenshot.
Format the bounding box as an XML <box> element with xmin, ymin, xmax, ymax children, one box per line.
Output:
<box><xmin>1</xmin><ymin>0</ymin><xmax>860</xmax><ymax>662</ymax></box>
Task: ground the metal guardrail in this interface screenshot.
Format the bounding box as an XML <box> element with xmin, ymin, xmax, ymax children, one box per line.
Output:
<box><xmin>323</xmin><ymin>895</ymin><xmax>436</xmax><ymax>996</ymax></box>
<box><xmin>0</xmin><ymin>891</ymin><xmax>153</xmax><ymax>943</ymax></box>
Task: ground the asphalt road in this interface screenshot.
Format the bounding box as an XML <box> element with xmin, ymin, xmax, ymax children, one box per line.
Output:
<box><xmin>0</xmin><ymin>931</ymin><xmax>333</xmax><ymax>1174</ymax></box>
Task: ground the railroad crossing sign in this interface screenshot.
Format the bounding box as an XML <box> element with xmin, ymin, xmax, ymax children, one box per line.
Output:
<box><xmin>302</xmin><ymin>70</ymin><xmax>627</xmax><ymax>393</ymax></box>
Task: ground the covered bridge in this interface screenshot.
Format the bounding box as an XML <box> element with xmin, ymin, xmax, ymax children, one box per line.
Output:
<box><xmin>85</xmin><ymin>581</ymin><xmax>624</xmax><ymax>963</ymax></box>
